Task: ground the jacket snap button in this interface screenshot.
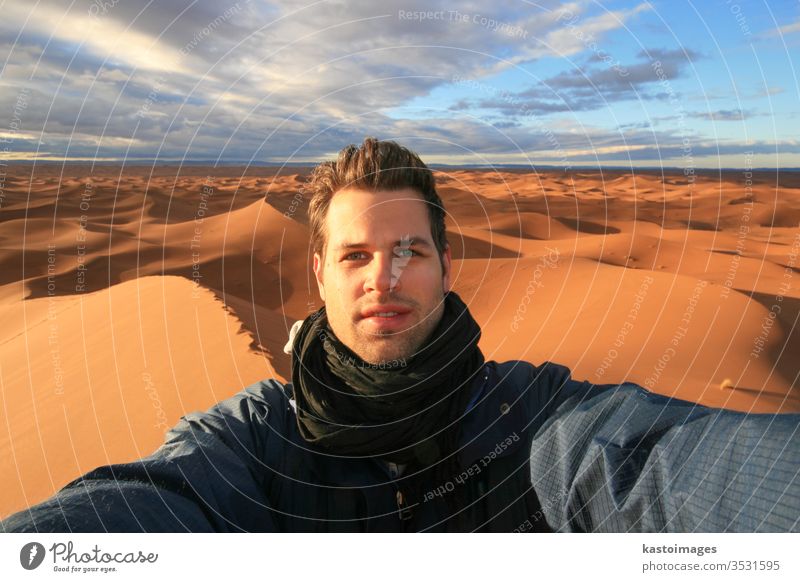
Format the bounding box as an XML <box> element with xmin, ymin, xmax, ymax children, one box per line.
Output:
<box><xmin>500</xmin><ymin>403</ymin><xmax>510</xmax><ymax>415</ymax></box>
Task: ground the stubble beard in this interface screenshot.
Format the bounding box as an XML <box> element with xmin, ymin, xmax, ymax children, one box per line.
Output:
<box><xmin>348</xmin><ymin>302</ymin><xmax>444</xmax><ymax>366</ymax></box>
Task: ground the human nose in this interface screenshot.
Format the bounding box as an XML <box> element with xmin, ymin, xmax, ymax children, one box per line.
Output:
<box><xmin>363</xmin><ymin>251</ymin><xmax>402</xmax><ymax>294</ymax></box>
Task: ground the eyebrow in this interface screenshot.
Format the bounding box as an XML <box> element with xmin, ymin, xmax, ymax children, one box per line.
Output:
<box><xmin>335</xmin><ymin>237</ymin><xmax>433</xmax><ymax>251</ymax></box>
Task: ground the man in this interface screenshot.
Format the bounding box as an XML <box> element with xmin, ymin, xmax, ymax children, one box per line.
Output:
<box><xmin>3</xmin><ymin>138</ymin><xmax>798</xmax><ymax>532</ymax></box>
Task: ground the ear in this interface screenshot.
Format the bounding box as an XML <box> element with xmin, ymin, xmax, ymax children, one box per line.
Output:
<box><xmin>313</xmin><ymin>251</ymin><xmax>326</xmax><ymax>302</ymax></box>
<box><xmin>441</xmin><ymin>243</ymin><xmax>452</xmax><ymax>294</ymax></box>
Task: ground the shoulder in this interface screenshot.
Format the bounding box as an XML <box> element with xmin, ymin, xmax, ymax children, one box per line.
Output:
<box><xmin>181</xmin><ymin>377</ymin><xmax>293</xmax><ymax>423</ymax></box>
<box><xmin>487</xmin><ymin>359</ymin><xmax>618</xmax><ymax>434</ymax></box>
<box><xmin>241</xmin><ymin>377</ymin><xmax>295</xmax><ymax>414</ymax></box>
<box><xmin>490</xmin><ymin>359</ymin><xmax>576</xmax><ymax>389</ymax></box>
<box><xmin>168</xmin><ymin>377</ymin><xmax>297</xmax><ymax>456</ymax></box>
<box><xmin>487</xmin><ymin>359</ymin><xmax>574</xmax><ymax>405</ymax></box>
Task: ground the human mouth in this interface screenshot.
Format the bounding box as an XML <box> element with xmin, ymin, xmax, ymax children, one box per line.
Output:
<box><xmin>359</xmin><ymin>305</ymin><xmax>412</xmax><ymax>331</ymax></box>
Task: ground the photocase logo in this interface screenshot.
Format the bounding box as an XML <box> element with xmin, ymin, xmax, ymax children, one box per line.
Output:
<box><xmin>20</xmin><ymin>542</ymin><xmax>46</xmax><ymax>570</ymax></box>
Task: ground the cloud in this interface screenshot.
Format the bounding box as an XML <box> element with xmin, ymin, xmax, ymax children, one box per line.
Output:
<box><xmin>1</xmin><ymin>0</ymin><xmax>656</xmax><ymax>162</ymax></box>
<box><xmin>0</xmin><ymin>1</ymin><xmax>190</xmax><ymax>75</ymax></box>
<box><xmin>686</xmin><ymin>109</ymin><xmax>749</xmax><ymax>121</ymax></box>
<box><xmin>469</xmin><ymin>48</ymin><xmax>700</xmax><ymax>116</ymax></box>
<box><xmin>765</xmin><ymin>19</ymin><xmax>800</xmax><ymax>37</ymax></box>
<box><xmin>754</xmin><ymin>86</ymin><xmax>784</xmax><ymax>98</ymax></box>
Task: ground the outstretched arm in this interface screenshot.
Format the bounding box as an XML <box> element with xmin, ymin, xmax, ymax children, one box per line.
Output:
<box><xmin>1</xmin><ymin>380</ymin><xmax>287</xmax><ymax>532</ymax></box>
<box><xmin>528</xmin><ymin>362</ymin><xmax>800</xmax><ymax>532</ymax></box>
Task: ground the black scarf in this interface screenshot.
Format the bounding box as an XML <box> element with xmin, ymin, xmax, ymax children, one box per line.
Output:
<box><xmin>290</xmin><ymin>290</ymin><xmax>485</xmax><ymax>469</ymax></box>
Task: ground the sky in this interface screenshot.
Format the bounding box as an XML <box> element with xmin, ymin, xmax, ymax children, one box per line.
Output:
<box><xmin>1</xmin><ymin>0</ymin><xmax>799</xmax><ymax>168</ymax></box>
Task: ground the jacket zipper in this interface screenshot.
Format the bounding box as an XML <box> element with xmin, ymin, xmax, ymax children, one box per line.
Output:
<box><xmin>381</xmin><ymin>460</ymin><xmax>416</xmax><ymax>531</ymax></box>
<box><xmin>396</xmin><ymin>489</ymin><xmax>414</xmax><ymax>522</ymax></box>
<box><xmin>396</xmin><ymin>485</ymin><xmax>422</xmax><ymax>533</ymax></box>
<box><xmin>386</xmin><ymin>462</ymin><xmax>414</xmax><ymax>529</ymax></box>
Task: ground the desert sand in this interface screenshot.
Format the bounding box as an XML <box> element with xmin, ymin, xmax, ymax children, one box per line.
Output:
<box><xmin>1</xmin><ymin>164</ymin><xmax>798</xmax><ymax>518</ymax></box>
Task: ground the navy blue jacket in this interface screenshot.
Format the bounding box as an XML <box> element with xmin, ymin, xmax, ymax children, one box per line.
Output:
<box><xmin>2</xmin><ymin>361</ymin><xmax>798</xmax><ymax>532</ymax></box>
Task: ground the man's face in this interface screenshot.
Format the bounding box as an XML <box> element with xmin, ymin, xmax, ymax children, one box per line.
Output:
<box><xmin>313</xmin><ymin>187</ymin><xmax>452</xmax><ymax>365</ymax></box>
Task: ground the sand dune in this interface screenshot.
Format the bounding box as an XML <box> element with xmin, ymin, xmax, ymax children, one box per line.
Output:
<box><xmin>0</xmin><ymin>275</ymin><xmax>277</xmax><ymax>517</ymax></box>
<box><xmin>1</xmin><ymin>164</ymin><xmax>799</xmax><ymax>518</ymax></box>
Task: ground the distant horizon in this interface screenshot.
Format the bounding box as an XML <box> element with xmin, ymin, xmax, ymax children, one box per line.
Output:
<box><xmin>2</xmin><ymin>160</ymin><xmax>798</xmax><ymax>173</ymax></box>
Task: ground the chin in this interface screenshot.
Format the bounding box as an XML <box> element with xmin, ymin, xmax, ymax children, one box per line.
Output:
<box><xmin>355</xmin><ymin>342</ymin><xmax>411</xmax><ymax>366</ymax></box>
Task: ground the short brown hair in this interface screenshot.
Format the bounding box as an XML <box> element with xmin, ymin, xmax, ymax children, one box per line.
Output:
<box><xmin>306</xmin><ymin>137</ymin><xmax>448</xmax><ymax>268</ymax></box>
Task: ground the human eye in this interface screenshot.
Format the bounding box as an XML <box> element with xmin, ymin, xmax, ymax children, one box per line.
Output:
<box><xmin>394</xmin><ymin>248</ymin><xmax>418</xmax><ymax>258</ymax></box>
<box><xmin>343</xmin><ymin>251</ymin><xmax>368</xmax><ymax>261</ymax></box>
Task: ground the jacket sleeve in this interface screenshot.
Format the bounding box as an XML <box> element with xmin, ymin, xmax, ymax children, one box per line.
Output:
<box><xmin>527</xmin><ymin>361</ymin><xmax>800</xmax><ymax>532</ymax></box>
<box><xmin>1</xmin><ymin>380</ymin><xmax>287</xmax><ymax>532</ymax></box>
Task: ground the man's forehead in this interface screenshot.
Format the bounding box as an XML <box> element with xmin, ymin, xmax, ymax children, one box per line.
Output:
<box><xmin>325</xmin><ymin>188</ymin><xmax>433</xmax><ymax>249</ymax></box>
<box><xmin>327</xmin><ymin>188</ymin><xmax>427</xmax><ymax>215</ymax></box>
